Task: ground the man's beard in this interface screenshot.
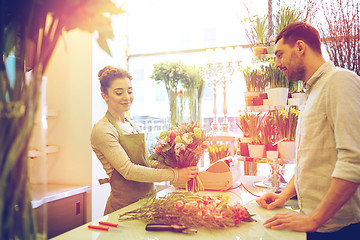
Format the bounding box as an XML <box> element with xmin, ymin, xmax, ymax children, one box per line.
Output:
<box><xmin>287</xmin><ymin>53</ymin><xmax>306</xmax><ymax>81</ymax></box>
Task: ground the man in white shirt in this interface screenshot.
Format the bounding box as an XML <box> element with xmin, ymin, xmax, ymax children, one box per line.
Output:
<box><xmin>256</xmin><ymin>22</ymin><xmax>360</xmax><ymax>239</ymax></box>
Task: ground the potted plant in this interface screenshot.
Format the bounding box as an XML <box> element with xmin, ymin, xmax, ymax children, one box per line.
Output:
<box><xmin>247</xmin><ymin>112</ymin><xmax>267</xmax><ymax>158</ymax></box>
<box><xmin>236</xmin><ymin>110</ymin><xmax>250</xmax><ymax>156</ymax></box>
<box><xmin>261</xmin><ymin>113</ymin><xmax>277</xmax><ymax>151</ymax></box>
<box><xmin>251</xmin><ymin>15</ymin><xmax>268</xmax><ymax>57</ymax></box>
<box><xmin>288</xmin><ymin>80</ymin><xmax>305</xmax><ymax>105</ymax></box>
<box><xmin>275</xmin><ymin>106</ymin><xmax>300</xmax><ymax>159</ymax></box>
<box><xmin>265</xmin><ymin>59</ymin><xmax>289</xmax><ymax>106</ymax></box>
<box><xmin>242</xmin><ymin>67</ymin><xmax>267</xmax><ymax>106</ymax></box>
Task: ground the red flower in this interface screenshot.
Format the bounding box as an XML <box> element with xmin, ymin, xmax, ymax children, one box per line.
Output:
<box><xmin>174</xmin><ymin>200</ymin><xmax>184</xmax><ymax>210</ymax></box>
<box><xmin>202</xmin><ymin>194</ymin><xmax>215</xmax><ymax>205</ymax></box>
<box><xmin>154</xmin><ymin>145</ymin><xmax>163</xmax><ymax>154</ymax></box>
<box><xmin>168</xmin><ymin>130</ymin><xmax>176</xmax><ymax>139</ymax></box>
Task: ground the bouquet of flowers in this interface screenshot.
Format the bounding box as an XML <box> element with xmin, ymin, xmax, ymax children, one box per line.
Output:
<box><xmin>149</xmin><ymin>123</ymin><xmax>209</xmax><ymax>192</ymax></box>
<box><xmin>118</xmin><ymin>191</ymin><xmax>255</xmax><ymax>229</ymax></box>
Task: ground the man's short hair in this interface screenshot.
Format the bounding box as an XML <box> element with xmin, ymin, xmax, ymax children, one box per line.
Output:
<box><xmin>276</xmin><ymin>22</ymin><xmax>322</xmax><ymax>54</ymax></box>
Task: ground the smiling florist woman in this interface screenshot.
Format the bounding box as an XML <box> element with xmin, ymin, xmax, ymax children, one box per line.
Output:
<box><xmin>91</xmin><ymin>66</ymin><xmax>198</xmax><ymax>215</ymax></box>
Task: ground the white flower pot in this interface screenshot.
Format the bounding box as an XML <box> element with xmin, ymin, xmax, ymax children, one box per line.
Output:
<box><xmin>291</xmin><ymin>92</ymin><xmax>306</xmax><ymax>105</ymax></box>
<box><xmin>267</xmin><ymin>87</ymin><xmax>289</xmax><ymax>106</ymax></box>
<box><xmin>287</xmin><ymin>98</ymin><xmax>301</xmax><ymax>106</ymax></box>
<box><xmin>248</xmin><ymin>144</ymin><xmax>265</xmax><ymax>158</ymax></box>
<box><xmin>278</xmin><ymin>141</ymin><xmax>296</xmax><ymax>160</ymax></box>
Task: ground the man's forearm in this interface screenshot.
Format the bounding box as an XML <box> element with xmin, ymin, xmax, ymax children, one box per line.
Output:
<box><xmin>310</xmin><ymin>177</ymin><xmax>359</xmax><ymax>228</ymax></box>
<box><xmin>279</xmin><ymin>175</ymin><xmax>297</xmax><ymax>201</ymax></box>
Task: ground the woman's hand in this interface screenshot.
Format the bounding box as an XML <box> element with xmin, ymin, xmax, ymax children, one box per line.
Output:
<box><xmin>177</xmin><ymin>166</ymin><xmax>199</xmax><ymax>182</ymax></box>
<box><xmin>256</xmin><ymin>192</ymin><xmax>287</xmax><ymax>210</ymax></box>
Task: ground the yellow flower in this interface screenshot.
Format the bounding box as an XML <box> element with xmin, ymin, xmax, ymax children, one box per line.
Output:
<box><xmin>268</xmin><ymin>58</ymin><xmax>275</xmax><ymax>65</ymax></box>
<box><xmin>279</xmin><ymin>108</ymin><xmax>288</xmax><ymax>118</ymax></box>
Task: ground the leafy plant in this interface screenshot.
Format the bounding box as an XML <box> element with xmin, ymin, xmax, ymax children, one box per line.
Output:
<box><xmin>242</xmin><ymin>66</ymin><xmax>267</xmax><ymax>92</ymax></box>
<box><xmin>245</xmin><ymin>15</ymin><xmax>268</xmax><ymax>45</ymax></box>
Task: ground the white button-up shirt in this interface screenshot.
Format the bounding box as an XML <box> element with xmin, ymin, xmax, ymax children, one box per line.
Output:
<box><xmin>295</xmin><ymin>61</ymin><xmax>360</xmax><ymax>232</ymax></box>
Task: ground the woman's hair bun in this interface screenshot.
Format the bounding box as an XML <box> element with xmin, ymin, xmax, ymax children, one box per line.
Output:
<box><xmin>98</xmin><ymin>66</ymin><xmax>114</xmax><ymax>79</ymax></box>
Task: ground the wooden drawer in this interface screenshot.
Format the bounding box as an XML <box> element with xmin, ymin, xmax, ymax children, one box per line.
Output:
<box><xmin>35</xmin><ymin>193</ymin><xmax>86</xmax><ymax>238</ymax></box>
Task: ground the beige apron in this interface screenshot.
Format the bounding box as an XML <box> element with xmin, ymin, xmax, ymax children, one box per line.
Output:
<box><xmin>104</xmin><ymin>112</ymin><xmax>155</xmax><ymax>215</ymax></box>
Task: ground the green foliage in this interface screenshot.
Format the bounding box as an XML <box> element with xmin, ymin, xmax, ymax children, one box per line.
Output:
<box><xmin>242</xmin><ymin>66</ymin><xmax>267</xmax><ymax>92</ymax></box>
<box><xmin>151</xmin><ymin>61</ymin><xmax>204</xmax><ymax>125</ymax></box>
<box><xmin>265</xmin><ymin>60</ymin><xmax>289</xmax><ymax>88</ymax></box>
<box><xmin>276</xmin><ymin>7</ymin><xmax>302</xmax><ymax>34</ymax></box>
<box><xmin>244</xmin><ymin>15</ymin><xmax>268</xmax><ymax>44</ymax></box>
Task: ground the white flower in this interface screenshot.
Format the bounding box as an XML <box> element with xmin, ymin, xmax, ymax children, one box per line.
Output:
<box><xmin>175</xmin><ymin>143</ymin><xmax>186</xmax><ymax>156</ymax></box>
<box><xmin>182</xmin><ymin>133</ymin><xmax>193</xmax><ymax>144</ymax></box>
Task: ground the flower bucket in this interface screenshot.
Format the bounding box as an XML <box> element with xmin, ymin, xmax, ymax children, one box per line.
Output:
<box><xmin>278</xmin><ymin>141</ymin><xmax>296</xmax><ymax>160</ymax></box>
<box><xmin>248</xmin><ymin>144</ymin><xmax>265</xmax><ymax>158</ymax></box>
<box><xmin>267</xmin><ymin>87</ymin><xmax>289</xmax><ymax>106</ymax></box>
<box><xmin>291</xmin><ymin>92</ymin><xmax>306</xmax><ymax>105</ymax></box>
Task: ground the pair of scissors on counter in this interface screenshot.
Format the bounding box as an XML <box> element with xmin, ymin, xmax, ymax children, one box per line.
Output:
<box><xmin>88</xmin><ymin>221</ymin><xmax>126</xmax><ymax>232</ymax></box>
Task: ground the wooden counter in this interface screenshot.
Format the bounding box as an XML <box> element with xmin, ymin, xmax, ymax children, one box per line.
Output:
<box><xmin>51</xmin><ymin>176</ymin><xmax>305</xmax><ymax>240</ymax></box>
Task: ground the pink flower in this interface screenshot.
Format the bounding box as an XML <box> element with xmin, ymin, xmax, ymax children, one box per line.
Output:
<box><xmin>197</xmin><ymin>202</ymin><xmax>206</xmax><ymax>211</ymax></box>
<box><xmin>174</xmin><ymin>200</ymin><xmax>184</xmax><ymax>210</ymax></box>
<box><xmin>202</xmin><ymin>194</ymin><xmax>215</xmax><ymax>205</ymax></box>
<box><xmin>184</xmin><ymin>201</ymin><xmax>198</xmax><ymax>211</ymax></box>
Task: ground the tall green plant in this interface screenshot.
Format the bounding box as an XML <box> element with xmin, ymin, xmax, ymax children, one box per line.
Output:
<box><xmin>151</xmin><ymin>61</ymin><xmax>189</xmax><ymax>126</ymax></box>
<box><xmin>1</xmin><ymin>1</ymin><xmax>123</xmax><ymax>239</ymax></box>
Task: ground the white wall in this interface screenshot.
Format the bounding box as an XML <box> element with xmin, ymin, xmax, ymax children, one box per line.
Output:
<box><xmin>45</xmin><ymin>29</ymin><xmax>93</xmax><ymax>221</ymax></box>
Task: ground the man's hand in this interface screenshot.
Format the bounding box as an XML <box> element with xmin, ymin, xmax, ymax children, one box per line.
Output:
<box><xmin>256</xmin><ymin>192</ymin><xmax>287</xmax><ymax>210</ymax></box>
<box><xmin>263</xmin><ymin>212</ymin><xmax>320</xmax><ymax>232</ymax></box>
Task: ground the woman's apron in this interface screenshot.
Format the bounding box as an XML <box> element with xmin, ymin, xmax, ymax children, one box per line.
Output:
<box><xmin>104</xmin><ymin>112</ymin><xmax>155</xmax><ymax>215</ymax></box>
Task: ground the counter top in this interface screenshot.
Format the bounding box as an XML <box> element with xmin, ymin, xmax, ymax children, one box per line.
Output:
<box><xmin>52</xmin><ymin>176</ymin><xmax>305</xmax><ymax>240</ymax></box>
<box><xmin>31</xmin><ymin>184</ymin><xmax>91</xmax><ymax>209</ymax></box>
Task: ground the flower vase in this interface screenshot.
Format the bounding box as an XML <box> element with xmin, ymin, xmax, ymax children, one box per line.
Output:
<box><xmin>167</xmin><ymin>89</ymin><xmax>179</xmax><ymax>126</ymax></box>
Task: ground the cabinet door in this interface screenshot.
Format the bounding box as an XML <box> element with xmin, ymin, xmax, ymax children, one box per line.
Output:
<box><xmin>47</xmin><ymin>193</ymin><xmax>86</xmax><ymax>238</ymax></box>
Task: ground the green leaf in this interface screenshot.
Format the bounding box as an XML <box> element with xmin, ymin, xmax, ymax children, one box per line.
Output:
<box><xmin>4</xmin><ymin>22</ymin><xmax>18</xmax><ymax>57</ymax></box>
<box><xmin>96</xmin><ymin>33</ymin><xmax>112</xmax><ymax>56</ymax></box>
